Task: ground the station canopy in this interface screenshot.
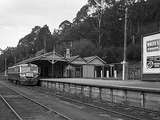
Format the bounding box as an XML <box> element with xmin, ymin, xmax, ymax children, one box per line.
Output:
<box><xmin>16</xmin><ymin>51</ymin><xmax>106</xmax><ymax>67</ymax></box>
<box><xmin>16</xmin><ymin>51</ymin><xmax>67</xmax><ymax>65</ymax></box>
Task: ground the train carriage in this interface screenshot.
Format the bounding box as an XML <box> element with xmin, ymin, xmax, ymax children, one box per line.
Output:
<box><xmin>7</xmin><ymin>63</ymin><xmax>39</xmax><ymax>85</ymax></box>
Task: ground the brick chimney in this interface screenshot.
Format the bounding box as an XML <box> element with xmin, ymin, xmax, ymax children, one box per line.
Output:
<box><xmin>65</xmin><ymin>49</ymin><xmax>71</xmax><ymax>58</ymax></box>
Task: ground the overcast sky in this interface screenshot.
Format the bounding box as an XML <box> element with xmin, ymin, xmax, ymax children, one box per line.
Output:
<box><xmin>0</xmin><ymin>0</ymin><xmax>87</xmax><ymax>49</ymax></box>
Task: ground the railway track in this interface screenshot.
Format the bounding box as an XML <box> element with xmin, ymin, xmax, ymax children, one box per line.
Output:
<box><xmin>0</xmin><ymin>84</ymin><xmax>72</xmax><ymax>120</ymax></box>
<box><xmin>0</xmin><ymin>95</ymin><xmax>22</xmax><ymax>120</ymax></box>
<box><xmin>23</xmin><ymin>85</ymin><xmax>160</xmax><ymax>120</ymax></box>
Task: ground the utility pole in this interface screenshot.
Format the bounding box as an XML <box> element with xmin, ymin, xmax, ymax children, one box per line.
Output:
<box><xmin>122</xmin><ymin>1</ymin><xmax>128</xmax><ymax>80</ymax></box>
<box><xmin>4</xmin><ymin>57</ymin><xmax>7</xmax><ymax>76</ymax></box>
<box><xmin>0</xmin><ymin>49</ymin><xmax>7</xmax><ymax>77</ymax></box>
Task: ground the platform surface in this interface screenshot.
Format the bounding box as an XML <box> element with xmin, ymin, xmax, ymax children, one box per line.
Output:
<box><xmin>40</xmin><ymin>78</ymin><xmax>160</xmax><ymax>92</ymax></box>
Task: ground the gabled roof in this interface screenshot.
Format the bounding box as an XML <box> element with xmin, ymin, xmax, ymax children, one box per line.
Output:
<box><xmin>66</xmin><ymin>55</ymin><xmax>79</xmax><ymax>62</ymax></box>
<box><xmin>41</xmin><ymin>51</ymin><xmax>66</xmax><ymax>62</ymax></box>
<box><xmin>84</xmin><ymin>56</ymin><xmax>96</xmax><ymax>62</ymax></box>
<box><xmin>84</xmin><ymin>56</ymin><xmax>106</xmax><ymax>65</ymax></box>
<box><xmin>66</xmin><ymin>55</ymin><xmax>86</xmax><ymax>65</ymax></box>
<box><xmin>16</xmin><ymin>51</ymin><xmax>67</xmax><ymax>65</ymax></box>
<box><xmin>16</xmin><ymin>51</ymin><xmax>106</xmax><ymax>66</ymax></box>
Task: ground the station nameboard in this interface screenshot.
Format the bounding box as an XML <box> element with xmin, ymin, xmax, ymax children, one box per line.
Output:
<box><xmin>143</xmin><ymin>33</ymin><xmax>160</xmax><ymax>74</ymax></box>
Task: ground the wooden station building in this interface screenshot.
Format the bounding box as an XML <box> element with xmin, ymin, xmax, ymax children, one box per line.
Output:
<box><xmin>17</xmin><ymin>49</ymin><xmax>107</xmax><ymax>79</ymax></box>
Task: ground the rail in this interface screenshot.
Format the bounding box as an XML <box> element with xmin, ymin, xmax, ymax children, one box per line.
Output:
<box><xmin>25</xmin><ymin>84</ymin><xmax>160</xmax><ymax>120</ymax></box>
<box><xmin>0</xmin><ymin>95</ymin><xmax>23</xmax><ymax>120</ymax></box>
<box><xmin>0</xmin><ymin>82</ymin><xmax>73</xmax><ymax>120</ymax></box>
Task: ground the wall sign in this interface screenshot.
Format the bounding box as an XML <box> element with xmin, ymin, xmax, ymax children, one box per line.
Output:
<box><xmin>143</xmin><ymin>33</ymin><xmax>160</xmax><ymax>74</ymax></box>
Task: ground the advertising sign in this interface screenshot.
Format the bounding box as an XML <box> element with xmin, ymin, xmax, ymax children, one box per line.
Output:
<box><xmin>143</xmin><ymin>33</ymin><xmax>160</xmax><ymax>74</ymax></box>
<box><xmin>21</xmin><ymin>67</ymin><xmax>30</xmax><ymax>73</ymax></box>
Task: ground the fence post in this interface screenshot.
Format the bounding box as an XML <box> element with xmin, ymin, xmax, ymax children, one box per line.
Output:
<box><xmin>106</xmin><ymin>71</ymin><xmax>109</xmax><ymax>78</ymax></box>
<box><xmin>68</xmin><ymin>83</ymin><xmax>71</xmax><ymax>93</ymax></box>
<box><xmin>49</xmin><ymin>81</ymin><xmax>51</xmax><ymax>88</ymax></box>
<box><xmin>89</xmin><ymin>86</ymin><xmax>92</xmax><ymax>98</ymax></box>
<box><xmin>99</xmin><ymin>88</ymin><xmax>102</xmax><ymax>100</ymax></box>
<box><xmin>101</xmin><ymin>70</ymin><xmax>103</xmax><ymax>78</ymax></box>
<box><xmin>47</xmin><ymin>81</ymin><xmax>49</xmax><ymax>88</ymax></box>
<box><xmin>54</xmin><ymin>82</ymin><xmax>57</xmax><ymax>91</ymax></box>
<box><xmin>114</xmin><ymin>70</ymin><xmax>117</xmax><ymax>78</ymax></box>
<box><xmin>63</xmin><ymin>83</ymin><xmax>65</xmax><ymax>92</ymax></box>
<box><xmin>140</xmin><ymin>92</ymin><xmax>145</xmax><ymax>108</ymax></box>
<box><xmin>110</xmin><ymin>88</ymin><xmax>113</xmax><ymax>103</ymax></box>
<box><xmin>124</xmin><ymin>90</ymin><xmax>127</xmax><ymax>103</ymax></box>
<box><xmin>59</xmin><ymin>82</ymin><xmax>61</xmax><ymax>90</ymax></box>
<box><xmin>95</xmin><ymin>71</ymin><xmax>97</xmax><ymax>78</ymax></box>
<box><xmin>51</xmin><ymin>82</ymin><xmax>54</xmax><ymax>89</ymax></box>
<box><xmin>74</xmin><ymin>84</ymin><xmax>77</xmax><ymax>95</ymax></box>
<box><xmin>81</xmin><ymin>86</ymin><xmax>84</xmax><ymax>96</ymax></box>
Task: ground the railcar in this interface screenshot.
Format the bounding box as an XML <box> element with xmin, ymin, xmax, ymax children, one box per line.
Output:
<box><xmin>7</xmin><ymin>64</ymin><xmax>39</xmax><ymax>85</ymax></box>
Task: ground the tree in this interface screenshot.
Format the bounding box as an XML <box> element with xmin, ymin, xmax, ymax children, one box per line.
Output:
<box><xmin>73</xmin><ymin>5</ymin><xmax>90</xmax><ymax>24</ymax></box>
<box><xmin>1</xmin><ymin>0</ymin><xmax>160</xmax><ymax>72</ymax></box>
<box><xmin>71</xmin><ymin>39</ymin><xmax>96</xmax><ymax>57</ymax></box>
<box><xmin>59</xmin><ymin>20</ymin><xmax>72</xmax><ymax>31</ymax></box>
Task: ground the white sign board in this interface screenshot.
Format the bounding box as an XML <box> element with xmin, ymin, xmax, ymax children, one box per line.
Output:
<box><xmin>143</xmin><ymin>33</ymin><xmax>160</xmax><ymax>74</ymax></box>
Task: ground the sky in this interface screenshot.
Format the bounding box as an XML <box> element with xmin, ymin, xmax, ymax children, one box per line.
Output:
<box><xmin>0</xmin><ymin>0</ymin><xmax>87</xmax><ymax>50</ymax></box>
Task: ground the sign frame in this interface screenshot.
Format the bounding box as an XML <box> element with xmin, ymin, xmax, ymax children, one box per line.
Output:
<box><xmin>141</xmin><ymin>31</ymin><xmax>160</xmax><ymax>81</ymax></box>
<box><xmin>142</xmin><ymin>32</ymin><xmax>160</xmax><ymax>74</ymax></box>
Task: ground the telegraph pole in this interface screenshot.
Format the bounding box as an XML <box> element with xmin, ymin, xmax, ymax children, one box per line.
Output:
<box><xmin>4</xmin><ymin>57</ymin><xmax>7</xmax><ymax>76</ymax></box>
<box><xmin>122</xmin><ymin>1</ymin><xmax>128</xmax><ymax>80</ymax></box>
<box><xmin>0</xmin><ymin>49</ymin><xmax>7</xmax><ymax>77</ymax></box>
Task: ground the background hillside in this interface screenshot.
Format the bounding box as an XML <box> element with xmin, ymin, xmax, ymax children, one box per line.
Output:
<box><xmin>0</xmin><ymin>0</ymin><xmax>160</xmax><ymax>72</ymax></box>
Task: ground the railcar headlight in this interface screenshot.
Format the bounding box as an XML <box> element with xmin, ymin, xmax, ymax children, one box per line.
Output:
<box><xmin>21</xmin><ymin>73</ymin><xmax>26</xmax><ymax>77</ymax></box>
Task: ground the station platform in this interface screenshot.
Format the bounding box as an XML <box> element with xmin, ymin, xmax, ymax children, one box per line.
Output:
<box><xmin>39</xmin><ymin>78</ymin><xmax>160</xmax><ymax>111</ymax></box>
<box><xmin>40</xmin><ymin>78</ymin><xmax>160</xmax><ymax>92</ymax></box>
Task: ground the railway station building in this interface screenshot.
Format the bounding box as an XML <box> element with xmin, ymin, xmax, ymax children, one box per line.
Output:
<box><xmin>83</xmin><ymin>56</ymin><xmax>106</xmax><ymax>78</ymax></box>
<box><xmin>17</xmin><ymin>49</ymin><xmax>108</xmax><ymax>79</ymax></box>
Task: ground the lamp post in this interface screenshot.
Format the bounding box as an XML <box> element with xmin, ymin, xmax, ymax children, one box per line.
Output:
<box><xmin>122</xmin><ymin>1</ymin><xmax>128</xmax><ymax>80</ymax></box>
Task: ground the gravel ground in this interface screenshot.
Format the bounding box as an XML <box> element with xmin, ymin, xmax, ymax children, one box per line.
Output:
<box><xmin>1</xmin><ymin>81</ymin><xmax>133</xmax><ymax>120</ymax></box>
<box><xmin>0</xmin><ymin>97</ymin><xmax>19</xmax><ymax>120</ymax></box>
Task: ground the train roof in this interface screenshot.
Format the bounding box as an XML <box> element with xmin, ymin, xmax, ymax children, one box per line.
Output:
<box><xmin>8</xmin><ymin>63</ymin><xmax>37</xmax><ymax>69</ymax></box>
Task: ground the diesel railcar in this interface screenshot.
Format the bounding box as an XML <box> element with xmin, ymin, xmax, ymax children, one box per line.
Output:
<box><xmin>7</xmin><ymin>64</ymin><xmax>39</xmax><ymax>85</ymax></box>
